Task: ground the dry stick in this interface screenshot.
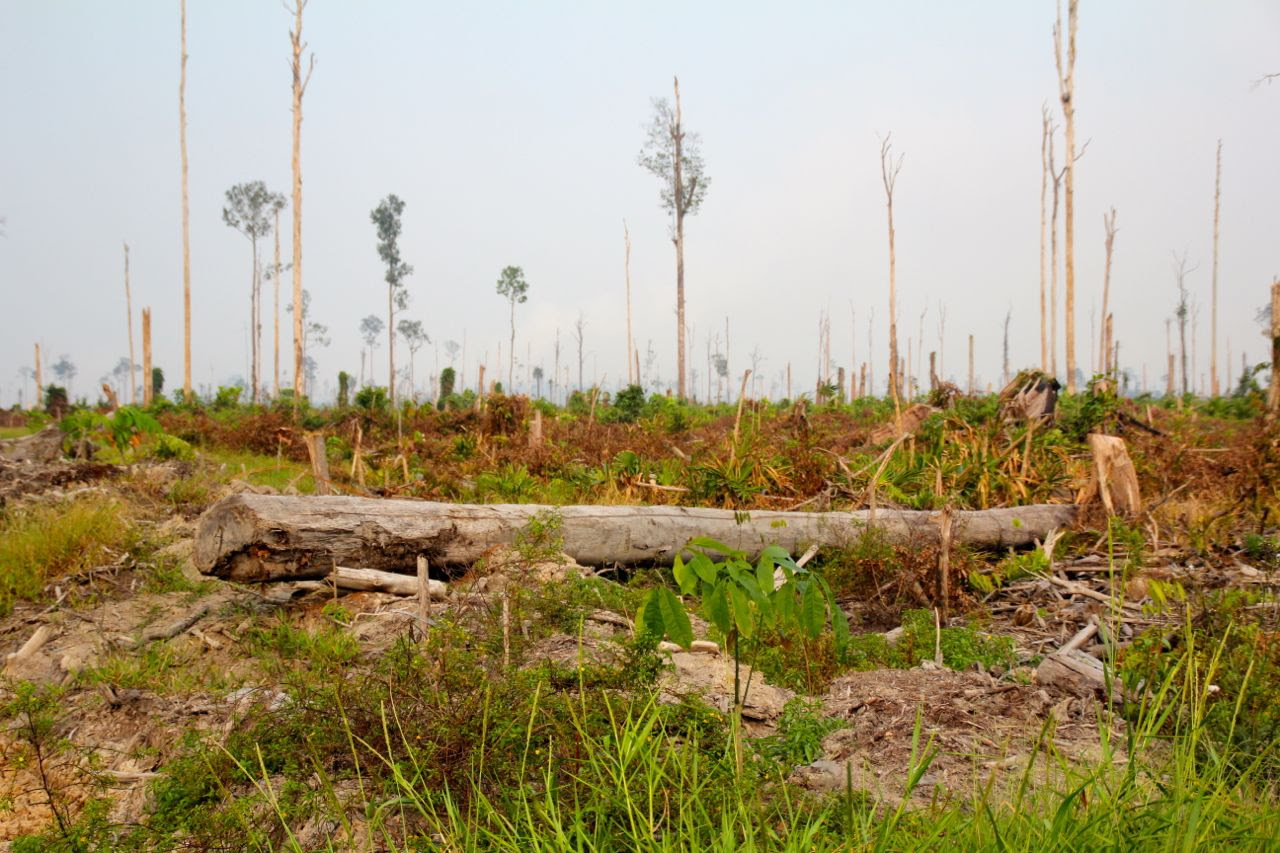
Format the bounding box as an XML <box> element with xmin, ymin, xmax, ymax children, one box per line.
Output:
<box><xmin>33</xmin><ymin>342</ymin><xmax>42</xmax><ymax>410</ymax></box>
<box><xmin>142</xmin><ymin>308</ymin><xmax>153</xmax><ymax>405</ymax></box>
<box><xmin>4</xmin><ymin>625</ymin><xmax>54</xmax><ymax>673</ymax></box>
<box><xmin>1060</xmin><ymin>620</ymin><xmax>1099</xmax><ymax>654</ymax></box>
<box><xmin>729</xmin><ymin>369</ymin><xmax>752</xmax><ymax>465</ymax></box>
<box><xmin>937</xmin><ymin>506</ymin><xmax>954</xmax><ymax>619</ymax></box>
<box><xmin>501</xmin><ymin>591</ymin><xmax>511</xmax><ymax>669</ymax></box>
<box><xmin>417</xmin><ymin>555</ymin><xmax>431</xmax><ymax>628</ymax></box>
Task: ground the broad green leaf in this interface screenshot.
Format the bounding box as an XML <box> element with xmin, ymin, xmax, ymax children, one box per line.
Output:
<box><xmin>654</xmin><ymin>587</ymin><xmax>693</xmax><ymax>648</ymax></box>
<box><xmin>800</xmin><ymin>582</ymin><xmax>824</xmax><ymax>640</ymax></box>
<box><xmin>639</xmin><ymin>593</ymin><xmax>666</xmax><ymax>640</ymax></box>
<box><xmin>737</xmin><ymin>573</ymin><xmax>767</xmax><ymax>605</ymax></box>
<box><xmin>672</xmin><ymin>555</ymin><xmax>697</xmax><ymax>595</ymax></box>
<box><xmin>816</xmin><ymin>575</ymin><xmax>851</xmax><ymax>653</ymax></box>
<box><xmin>775</xmin><ymin>585</ymin><xmax>796</xmax><ymax>626</ymax></box>
<box><xmin>730</xmin><ymin>584</ymin><xmax>755</xmax><ymax>639</ymax></box>
<box><xmin>691</xmin><ymin>553</ymin><xmax>718</xmax><ymax>584</ymax></box>
<box><xmin>688</xmin><ymin>537</ymin><xmax>743</xmax><ymax>559</ymax></box>
<box><xmin>704</xmin><ymin>581</ymin><xmax>732</xmax><ymax>634</ymax></box>
<box><xmin>756</xmin><ymin>553</ymin><xmax>776</xmax><ymax>593</ymax></box>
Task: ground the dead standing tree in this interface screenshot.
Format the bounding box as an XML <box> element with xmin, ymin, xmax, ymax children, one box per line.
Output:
<box><xmin>638</xmin><ymin>77</ymin><xmax>709</xmax><ymax>401</ymax></box>
<box><xmin>123</xmin><ymin>242</ymin><xmax>136</xmax><ymax>404</ymax></box>
<box><xmin>1172</xmin><ymin>253</ymin><xmax>1198</xmax><ymax>397</ymax></box>
<box><xmin>880</xmin><ymin>134</ymin><xmax>905</xmax><ymax>412</ymax></box>
<box><xmin>1099</xmin><ymin>208</ymin><xmax>1118</xmax><ymax>376</ymax></box>
<box><xmin>1054</xmin><ymin>0</ymin><xmax>1081</xmax><ymax>393</ymax></box>
<box><xmin>1048</xmin><ymin>122</ymin><xmax>1064</xmax><ymax>381</ymax></box>
<box><xmin>623</xmin><ymin>220</ymin><xmax>635</xmax><ymax>385</ymax></box>
<box><xmin>1210</xmin><ymin>140</ymin><xmax>1223</xmax><ymax>397</ymax></box>
<box><xmin>179</xmin><ymin>0</ymin><xmax>193</xmax><ymax>401</ymax></box>
<box><xmin>289</xmin><ymin>0</ymin><xmax>315</xmax><ymax>408</ymax></box>
<box><xmin>1039</xmin><ymin>105</ymin><xmax>1051</xmax><ymax>373</ymax></box>
<box><xmin>1270</xmin><ymin>279</ymin><xmax>1280</xmax><ymax>415</ymax></box>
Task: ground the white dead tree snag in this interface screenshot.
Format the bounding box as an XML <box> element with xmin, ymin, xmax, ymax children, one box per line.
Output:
<box><xmin>193</xmin><ymin>494</ymin><xmax>1079</xmax><ymax>583</ymax></box>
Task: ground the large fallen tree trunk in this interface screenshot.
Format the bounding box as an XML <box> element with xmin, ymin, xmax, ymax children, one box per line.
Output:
<box><xmin>193</xmin><ymin>494</ymin><xmax>1078</xmax><ymax>584</ymax></box>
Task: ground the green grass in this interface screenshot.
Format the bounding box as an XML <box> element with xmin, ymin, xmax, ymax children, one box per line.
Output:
<box><xmin>0</xmin><ymin>424</ymin><xmax>38</xmax><ymax>439</ymax></box>
<box><xmin>0</xmin><ymin>497</ymin><xmax>139</xmax><ymax>615</ymax></box>
<box><xmin>202</xmin><ymin>448</ymin><xmax>317</xmax><ymax>494</ymax></box>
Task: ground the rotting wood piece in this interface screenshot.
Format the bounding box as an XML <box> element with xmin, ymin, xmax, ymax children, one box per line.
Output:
<box><xmin>1078</xmin><ymin>433</ymin><xmax>1142</xmax><ymax>516</ymax></box>
<box><xmin>193</xmin><ymin>494</ymin><xmax>1079</xmax><ymax>583</ymax></box>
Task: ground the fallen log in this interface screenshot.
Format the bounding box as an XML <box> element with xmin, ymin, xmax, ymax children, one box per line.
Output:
<box><xmin>193</xmin><ymin>494</ymin><xmax>1078</xmax><ymax>583</ymax></box>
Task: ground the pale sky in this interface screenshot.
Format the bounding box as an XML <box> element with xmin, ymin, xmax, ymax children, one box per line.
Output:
<box><xmin>2</xmin><ymin>1</ymin><xmax>1278</xmax><ymax>405</ymax></box>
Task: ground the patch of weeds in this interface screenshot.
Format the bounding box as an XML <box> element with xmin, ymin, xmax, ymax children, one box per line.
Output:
<box><xmin>138</xmin><ymin>554</ymin><xmax>206</xmax><ymax>595</ymax></box>
<box><xmin>2</xmin><ymin>681</ymin><xmax>115</xmax><ymax>851</ymax></box>
<box><xmin>474</xmin><ymin>462</ymin><xmax>539</xmax><ymax>502</ymax></box>
<box><xmin>1242</xmin><ymin>533</ymin><xmax>1280</xmax><ymax>570</ymax></box>
<box><xmin>244</xmin><ymin>613</ymin><xmax>360</xmax><ymax>672</ymax></box>
<box><xmin>79</xmin><ymin>641</ymin><xmax>232</xmax><ymax>694</ymax></box>
<box><xmin>758</xmin><ymin>698</ymin><xmax>843</xmax><ymax>767</ymax></box>
<box><xmin>514</xmin><ymin>509</ymin><xmax>565</xmax><ymax>561</ymax></box>
<box><xmin>839</xmin><ymin>609</ymin><xmax>1015</xmax><ymax>672</ymax></box>
<box><xmin>970</xmin><ymin>546</ymin><xmax>1050</xmax><ymax>595</ymax></box>
<box><xmin>0</xmin><ymin>498</ymin><xmax>139</xmax><ymax>616</ymax></box>
<box><xmin>163</xmin><ymin>476</ymin><xmax>212</xmax><ymax>515</ymax></box>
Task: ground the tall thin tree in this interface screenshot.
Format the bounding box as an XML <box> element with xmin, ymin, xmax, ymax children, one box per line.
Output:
<box><xmin>289</xmin><ymin>0</ymin><xmax>315</xmax><ymax>407</ymax></box>
<box><xmin>495</xmin><ymin>265</ymin><xmax>529</xmax><ymax>390</ymax></box>
<box><xmin>638</xmin><ymin>76</ymin><xmax>709</xmax><ymax>400</ymax></box>
<box><xmin>1039</xmin><ymin>105</ymin><xmax>1051</xmax><ymax>373</ymax></box>
<box><xmin>624</xmin><ymin>219</ymin><xmax>634</xmax><ymax>384</ymax></box>
<box><xmin>1048</xmin><ymin>125</ymin><xmax>1064</xmax><ymax>380</ymax></box>
<box><xmin>1210</xmin><ymin>140</ymin><xmax>1223</xmax><ymax>397</ymax></box>
<box><xmin>371</xmin><ymin>194</ymin><xmax>413</xmax><ymax>404</ymax></box>
<box><xmin>123</xmin><ymin>242</ymin><xmax>136</xmax><ymax>404</ymax></box>
<box><xmin>223</xmin><ymin>181</ymin><xmax>285</xmax><ymax>405</ymax></box>
<box><xmin>1054</xmin><ymin>0</ymin><xmax>1080</xmax><ymax>393</ymax></box>
<box><xmin>273</xmin><ymin>206</ymin><xmax>284</xmax><ymax>396</ymax></box>
<box><xmin>1100</xmin><ymin>208</ymin><xmax>1118</xmax><ymax>375</ymax></box>
<box><xmin>179</xmin><ymin>0</ymin><xmax>192</xmax><ymax>401</ymax></box>
<box><xmin>879</xmin><ymin>134</ymin><xmax>905</xmax><ymax>411</ymax></box>
<box><xmin>1172</xmin><ymin>252</ymin><xmax>1198</xmax><ymax>397</ymax></box>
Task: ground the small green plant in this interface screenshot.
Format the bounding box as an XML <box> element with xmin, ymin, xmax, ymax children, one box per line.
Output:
<box><xmin>758</xmin><ymin>698</ymin><xmax>843</xmax><ymax>767</ymax></box>
<box><xmin>639</xmin><ymin>539</ymin><xmax>850</xmax><ymax>773</ymax></box>
<box><xmin>353</xmin><ymin>385</ymin><xmax>388</xmax><ymax>412</ymax></box>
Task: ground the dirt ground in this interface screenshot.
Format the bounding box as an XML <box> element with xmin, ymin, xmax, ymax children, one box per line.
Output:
<box><xmin>0</xmin><ymin>454</ymin><xmax>1251</xmax><ymax>843</ymax></box>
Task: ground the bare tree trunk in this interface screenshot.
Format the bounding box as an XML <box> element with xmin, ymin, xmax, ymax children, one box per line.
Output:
<box><xmin>968</xmin><ymin>335</ymin><xmax>975</xmax><ymax>394</ymax></box>
<box><xmin>273</xmin><ymin>208</ymin><xmax>281</xmax><ymax>397</ymax></box>
<box><xmin>142</xmin><ymin>308</ymin><xmax>153</xmax><ymax>405</ymax></box>
<box><xmin>1270</xmin><ymin>280</ymin><xmax>1280</xmax><ymax>415</ymax></box>
<box><xmin>786</xmin><ymin>362</ymin><xmax>791</xmax><ymax>400</ymax></box>
<box><xmin>1100</xmin><ymin>208</ymin><xmax>1117</xmax><ymax>375</ymax></box>
<box><xmin>289</xmin><ymin>0</ymin><xmax>313</xmax><ymax>409</ymax></box>
<box><xmin>34</xmin><ymin>343</ymin><xmax>42</xmax><ymax>409</ymax></box>
<box><xmin>1040</xmin><ymin>107</ymin><xmax>1050</xmax><ymax>373</ymax></box>
<box><xmin>507</xmin><ymin>298</ymin><xmax>515</xmax><ymax>391</ymax></box>
<box><xmin>673</xmin><ymin>77</ymin><xmax>688</xmax><ymax>400</ymax></box>
<box><xmin>1055</xmin><ymin>0</ymin><xmax>1080</xmax><ymax>394</ymax></box>
<box><xmin>624</xmin><ymin>219</ymin><xmax>634</xmax><ymax>385</ymax></box>
<box><xmin>1165</xmin><ymin>320</ymin><xmax>1174</xmax><ymax>397</ymax></box>
<box><xmin>123</xmin><ymin>242</ymin><xmax>136</xmax><ymax>405</ymax></box>
<box><xmin>179</xmin><ymin>0</ymin><xmax>193</xmax><ymax>402</ymax></box>
<box><xmin>1049</xmin><ymin>132</ymin><xmax>1062</xmax><ymax>383</ymax></box>
<box><xmin>1211</xmin><ymin>140</ymin><xmax>1223</xmax><ymax>397</ymax></box>
<box><xmin>1002</xmin><ymin>310</ymin><xmax>1011</xmax><ymax>387</ymax></box>
<box><xmin>250</xmin><ymin>234</ymin><xmax>260</xmax><ymax>404</ymax></box>
<box><xmin>880</xmin><ymin>136</ymin><xmax>904</xmax><ymax>413</ymax></box>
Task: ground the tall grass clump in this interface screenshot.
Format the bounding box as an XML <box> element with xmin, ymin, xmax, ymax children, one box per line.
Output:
<box><xmin>0</xmin><ymin>497</ymin><xmax>136</xmax><ymax>615</ymax></box>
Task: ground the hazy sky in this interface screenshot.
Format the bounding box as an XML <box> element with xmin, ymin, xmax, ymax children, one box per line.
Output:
<box><xmin>2</xmin><ymin>1</ymin><xmax>1278</xmax><ymax>405</ymax></box>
